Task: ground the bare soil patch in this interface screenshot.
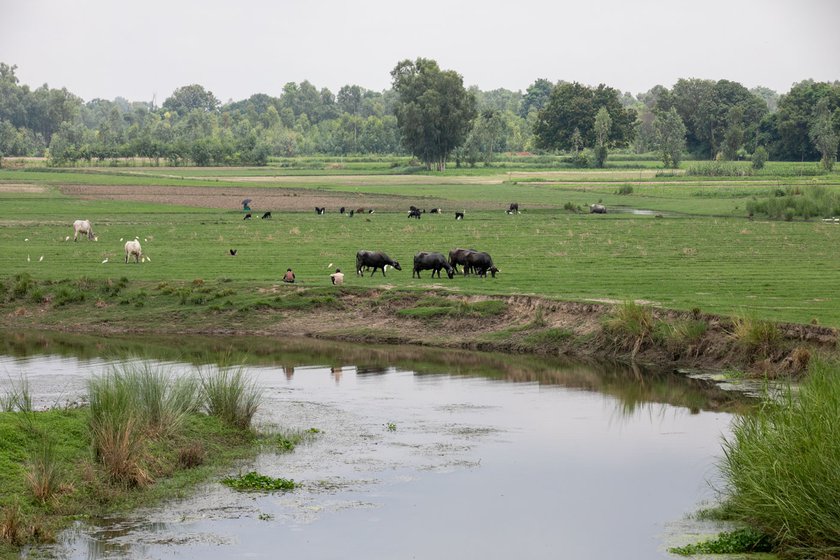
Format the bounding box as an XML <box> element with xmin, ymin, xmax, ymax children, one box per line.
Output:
<box><xmin>57</xmin><ymin>184</ymin><xmax>503</xmax><ymax>212</ymax></box>
<box><xmin>0</xmin><ymin>183</ymin><xmax>48</xmax><ymax>193</ymax></box>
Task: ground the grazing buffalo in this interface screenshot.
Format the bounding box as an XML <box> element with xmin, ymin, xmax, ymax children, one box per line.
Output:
<box><xmin>356</xmin><ymin>250</ymin><xmax>402</xmax><ymax>277</ymax></box>
<box><xmin>243</xmin><ymin>213</ymin><xmax>252</xmax><ymax>220</ymax></box>
<box><xmin>464</xmin><ymin>251</ymin><xmax>499</xmax><ymax>278</ymax></box>
<box><xmin>413</xmin><ymin>252</ymin><xmax>455</xmax><ymax>279</ymax></box>
<box><xmin>408</xmin><ymin>208</ymin><xmax>422</xmax><ymax>219</ymax></box>
<box><xmin>590</xmin><ymin>204</ymin><xmax>607</xmax><ymax>214</ymax></box>
<box><xmin>507</xmin><ymin>202</ymin><xmax>519</xmax><ymax>214</ymax></box>
<box><xmin>261</xmin><ymin>211</ymin><xmax>272</xmax><ymax>219</ymax></box>
<box><xmin>429</xmin><ymin>208</ymin><xmax>442</xmax><ymax>214</ymax></box>
<box><xmin>340</xmin><ymin>207</ymin><xmax>346</xmax><ymax>214</ymax></box>
<box><xmin>448</xmin><ymin>248</ymin><xmax>477</xmax><ymax>275</ymax></box>
<box><xmin>455</xmin><ymin>211</ymin><xmax>464</xmax><ymax>220</ymax></box>
<box><xmin>315</xmin><ymin>207</ymin><xmax>326</xmax><ymax>215</ymax></box>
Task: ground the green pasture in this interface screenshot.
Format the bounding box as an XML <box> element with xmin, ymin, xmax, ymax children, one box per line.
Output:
<box><xmin>2</xmin><ymin>164</ymin><xmax>840</xmax><ymax>327</ymax></box>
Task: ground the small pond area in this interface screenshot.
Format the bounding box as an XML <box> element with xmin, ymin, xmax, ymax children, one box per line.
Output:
<box><xmin>1</xmin><ymin>331</ymin><xmax>744</xmax><ymax>559</ymax></box>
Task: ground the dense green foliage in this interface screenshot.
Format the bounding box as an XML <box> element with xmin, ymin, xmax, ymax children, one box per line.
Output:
<box><xmin>2</xmin><ymin>61</ymin><xmax>838</xmax><ymax>170</ymax></box>
<box><xmin>719</xmin><ymin>359</ymin><xmax>840</xmax><ymax>558</ymax></box>
<box><xmin>533</xmin><ymin>82</ymin><xmax>636</xmax><ymax>153</ymax></box>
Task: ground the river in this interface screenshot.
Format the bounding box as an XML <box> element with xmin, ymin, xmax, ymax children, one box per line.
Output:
<box><xmin>0</xmin><ymin>332</ymin><xmax>741</xmax><ymax>559</ymax></box>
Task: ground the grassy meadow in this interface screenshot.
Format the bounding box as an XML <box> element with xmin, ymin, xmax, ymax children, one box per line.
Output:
<box><xmin>1</xmin><ymin>157</ymin><xmax>840</xmax><ymax>327</ymax></box>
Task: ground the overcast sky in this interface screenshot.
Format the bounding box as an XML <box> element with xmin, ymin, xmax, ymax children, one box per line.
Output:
<box><xmin>2</xmin><ymin>0</ymin><xmax>838</xmax><ymax>104</ymax></box>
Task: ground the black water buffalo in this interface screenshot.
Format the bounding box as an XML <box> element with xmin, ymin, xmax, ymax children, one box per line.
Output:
<box><xmin>413</xmin><ymin>252</ymin><xmax>455</xmax><ymax>279</ymax></box>
<box><xmin>448</xmin><ymin>248</ymin><xmax>477</xmax><ymax>275</ymax></box>
<box><xmin>507</xmin><ymin>202</ymin><xmax>519</xmax><ymax>214</ymax></box>
<box><xmin>590</xmin><ymin>203</ymin><xmax>607</xmax><ymax>214</ymax></box>
<box><xmin>356</xmin><ymin>250</ymin><xmax>402</xmax><ymax>277</ymax></box>
<box><xmin>315</xmin><ymin>207</ymin><xmax>326</xmax><ymax>214</ymax></box>
<box><xmin>408</xmin><ymin>208</ymin><xmax>422</xmax><ymax>219</ymax></box>
<box><xmin>455</xmin><ymin>211</ymin><xmax>464</xmax><ymax>220</ymax></box>
<box><xmin>464</xmin><ymin>251</ymin><xmax>499</xmax><ymax>278</ymax></box>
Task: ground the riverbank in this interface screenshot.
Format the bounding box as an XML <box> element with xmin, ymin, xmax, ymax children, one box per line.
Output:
<box><xmin>3</xmin><ymin>279</ymin><xmax>836</xmax><ymax>377</ymax></box>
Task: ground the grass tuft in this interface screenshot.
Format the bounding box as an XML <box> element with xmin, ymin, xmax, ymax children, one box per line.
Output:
<box><xmin>25</xmin><ymin>436</ymin><xmax>64</xmax><ymax>505</ymax></box>
<box><xmin>728</xmin><ymin>314</ymin><xmax>783</xmax><ymax>358</ymax></box>
<box><xmin>603</xmin><ymin>301</ymin><xmax>654</xmax><ymax>357</ymax></box>
<box><xmin>199</xmin><ymin>366</ymin><xmax>262</xmax><ymax>431</ymax></box>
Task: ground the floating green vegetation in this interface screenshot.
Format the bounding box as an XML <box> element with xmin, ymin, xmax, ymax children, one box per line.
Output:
<box><xmin>669</xmin><ymin>528</ymin><xmax>772</xmax><ymax>556</ymax></box>
<box><xmin>221</xmin><ymin>471</ymin><xmax>298</xmax><ymax>492</ymax></box>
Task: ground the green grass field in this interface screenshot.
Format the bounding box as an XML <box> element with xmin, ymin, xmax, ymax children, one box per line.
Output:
<box><xmin>2</xmin><ymin>158</ymin><xmax>840</xmax><ymax>327</ymax></box>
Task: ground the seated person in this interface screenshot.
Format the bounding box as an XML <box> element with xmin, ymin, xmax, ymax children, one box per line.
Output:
<box><xmin>282</xmin><ymin>268</ymin><xmax>295</xmax><ymax>283</ymax></box>
<box><xmin>330</xmin><ymin>268</ymin><xmax>344</xmax><ymax>285</ymax></box>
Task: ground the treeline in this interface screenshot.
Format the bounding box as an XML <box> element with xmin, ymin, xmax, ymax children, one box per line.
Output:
<box><xmin>0</xmin><ymin>61</ymin><xmax>838</xmax><ymax>168</ymax></box>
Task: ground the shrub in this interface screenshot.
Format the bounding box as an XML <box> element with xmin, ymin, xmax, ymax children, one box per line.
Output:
<box><xmin>616</xmin><ymin>184</ymin><xmax>633</xmax><ymax>195</ymax></box>
<box><xmin>751</xmin><ymin>146</ymin><xmax>768</xmax><ymax>170</ymax></box>
<box><xmin>719</xmin><ymin>359</ymin><xmax>840</xmax><ymax>558</ymax></box>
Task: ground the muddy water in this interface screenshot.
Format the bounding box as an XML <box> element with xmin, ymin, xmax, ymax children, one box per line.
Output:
<box><xmin>1</xmin><ymin>333</ymin><xmax>739</xmax><ymax>560</ymax></box>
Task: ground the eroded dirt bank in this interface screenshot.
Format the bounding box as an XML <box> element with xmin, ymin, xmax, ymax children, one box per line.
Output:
<box><xmin>5</xmin><ymin>289</ymin><xmax>837</xmax><ymax>376</ymax></box>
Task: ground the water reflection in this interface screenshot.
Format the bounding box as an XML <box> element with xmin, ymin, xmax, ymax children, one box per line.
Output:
<box><xmin>1</xmin><ymin>330</ymin><xmax>745</xmax><ymax>414</ymax></box>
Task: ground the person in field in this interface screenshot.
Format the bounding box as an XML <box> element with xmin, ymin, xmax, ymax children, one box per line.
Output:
<box><xmin>283</xmin><ymin>268</ymin><xmax>295</xmax><ymax>283</ymax></box>
<box><xmin>330</xmin><ymin>268</ymin><xmax>344</xmax><ymax>285</ymax></box>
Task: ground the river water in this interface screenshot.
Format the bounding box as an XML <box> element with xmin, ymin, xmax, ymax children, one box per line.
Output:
<box><xmin>1</xmin><ymin>332</ymin><xmax>740</xmax><ymax>559</ymax></box>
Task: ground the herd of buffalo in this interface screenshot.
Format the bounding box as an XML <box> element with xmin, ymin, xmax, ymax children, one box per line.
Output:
<box><xmin>355</xmin><ymin>248</ymin><xmax>498</xmax><ymax>279</ymax></box>
<box><xmin>238</xmin><ymin>200</ymin><xmax>609</xmax><ymax>282</ymax></box>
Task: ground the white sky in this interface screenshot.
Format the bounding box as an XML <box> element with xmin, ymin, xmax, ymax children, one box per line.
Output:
<box><xmin>1</xmin><ymin>0</ymin><xmax>838</xmax><ymax>104</ymax></box>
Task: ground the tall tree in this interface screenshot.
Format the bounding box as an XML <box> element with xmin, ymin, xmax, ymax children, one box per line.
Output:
<box><xmin>162</xmin><ymin>84</ymin><xmax>219</xmax><ymax>115</ymax></box>
<box><xmin>722</xmin><ymin>106</ymin><xmax>745</xmax><ymax>160</ymax></box>
<box><xmin>520</xmin><ymin>79</ymin><xmax>553</xmax><ymax>118</ymax></box>
<box><xmin>593</xmin><ymin>107</ymin><xmax>611</xmax><ymax>167</ymax></box>
<box><xmin>391</xmin><ymin>58</ymin><xmax>476</xmax><ymax>171</ymax></box>
<box><xmin>652</xmin><ymin>108</ymin><xmax>687</xmax><ymax>168</ymax></box>
<box><xmin>810</xmin><ymin>98</ymin><xmax>839</xmax><ymax>171</ymax></box>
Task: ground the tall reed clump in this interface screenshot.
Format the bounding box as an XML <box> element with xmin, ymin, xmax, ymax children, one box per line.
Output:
<box><xmin>199</xmin><ymin>366</ymin><xmax>262</xmax><ymax>431</ymax></box>
<box><xmin>87</xmin><ymin>362</ymin><xmax>201</xmax><ymax>486</ymax></box>
<box><xmin>719</xmin><ymin>359</ymin><xmax>840</xmax><ymax>558</ymax></box>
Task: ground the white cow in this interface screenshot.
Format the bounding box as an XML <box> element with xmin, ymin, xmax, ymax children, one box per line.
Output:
<box><xmin>73</xmin><ymin>219</ymin><xmax>96</xmax><ymax>241</ymax></box>
<box><xmin>124</xmin><ymin>240</ymin><xmax>143</xmax><ymax>263</ymax></box>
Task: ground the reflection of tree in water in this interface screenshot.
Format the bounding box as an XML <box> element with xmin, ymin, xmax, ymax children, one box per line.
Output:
<box><xmin>5</xmin><ymin>330</ymin><xmax>747</xmax><ymax>414</ymax></box>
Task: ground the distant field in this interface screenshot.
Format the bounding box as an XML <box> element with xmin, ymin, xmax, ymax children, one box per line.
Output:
<box><xmin>1</xmin><ymin>161</ymin><xmax>839</xmax><ymax>326</ymax></box>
